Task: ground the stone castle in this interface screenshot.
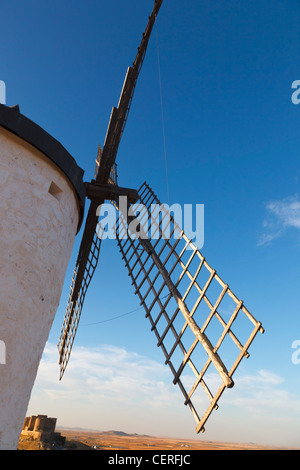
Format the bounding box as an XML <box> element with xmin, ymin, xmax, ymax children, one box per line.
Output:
<box><xmin>21</xmin><ymin>414</ymin><xmax>65</xmax><ymax>446</ymax></box>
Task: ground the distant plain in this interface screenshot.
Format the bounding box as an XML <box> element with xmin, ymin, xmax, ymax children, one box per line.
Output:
<box><xmin>18</xmin><ymin>428</ymin><xmax>294</xmax><ymax>451</ymax></box>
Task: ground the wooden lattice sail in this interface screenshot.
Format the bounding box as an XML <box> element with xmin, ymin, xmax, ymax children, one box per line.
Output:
<box><xmin>57</xmin><ymin>156</ymin><xmax>118</xmax><ymax>379</ymax></box>
<box><xmin>115</xmin><ymin>182</ymin><xmax>264</xmax><ymax>433</ymax></box>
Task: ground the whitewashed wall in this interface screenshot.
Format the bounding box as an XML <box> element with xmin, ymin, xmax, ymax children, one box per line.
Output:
<box><xmin>0</xmin><ymin>126</ymin><xmax>80</xmax><ymax>449</ymax></box>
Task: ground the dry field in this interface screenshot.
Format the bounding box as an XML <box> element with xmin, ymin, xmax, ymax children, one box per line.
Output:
<box><xmin>18</xmin><ymin>429</ymin><xmax>290</xmax><ymax>451</ymax></box>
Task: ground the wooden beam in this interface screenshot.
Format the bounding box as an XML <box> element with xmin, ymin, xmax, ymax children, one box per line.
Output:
<box><xmin>85</xmin><ymin>182</ymin><xmax>139</xmax><ymax>204</ymax></box>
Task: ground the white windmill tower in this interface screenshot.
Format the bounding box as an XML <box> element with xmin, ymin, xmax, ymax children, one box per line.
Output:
<box><xmin>0</xmin><ymin>102</ymin><xmax>85</xmax><ymax>449</ymax></box>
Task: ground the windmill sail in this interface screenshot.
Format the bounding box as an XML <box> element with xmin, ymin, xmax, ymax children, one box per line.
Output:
<box><xmin>58</xmin><ymin>0</ymin><xmax>164</xmax><ymax>378</ymax></box>
<box><xmin>115</xmin><ymin>182</ymin><xmax>264</xmax><ymax>433</ymax></box>
<box><xmin>57</xmin><ymin>216</ymin><xmax>102</xmax><ymax>378</ymax></box>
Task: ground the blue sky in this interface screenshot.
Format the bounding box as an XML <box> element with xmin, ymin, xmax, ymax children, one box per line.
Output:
<box><xmin>2</xmin><ymin>0</ymin><xmax>300</xmax><ymax>447</ymax></box>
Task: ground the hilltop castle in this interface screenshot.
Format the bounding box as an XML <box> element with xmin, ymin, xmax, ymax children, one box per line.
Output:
<box><xmin>21</xmin><ymin>414</ymin><xmax>65</xmax><ymax>446</ymax></box>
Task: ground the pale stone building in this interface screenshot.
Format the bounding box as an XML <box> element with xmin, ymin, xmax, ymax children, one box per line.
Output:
<box><xmin>0</xmin><ymin>103</ymin><xmax>85</xmax><ymax>449</ymax></box>
<box><xmin>21</xmin><ymin>414</ymin><xmax>65</xmax><ymax>446</ymax></box>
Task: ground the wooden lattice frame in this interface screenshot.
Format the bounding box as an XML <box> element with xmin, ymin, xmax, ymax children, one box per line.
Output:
<box><xmin>58</xmin><ymin>225</ymin><xmax>102</xmax><ymax>379</ymax></box>
<box><xmin>58</xmin><ymin>149</ymin><xmax>118</xmax><ymax>379</ymax></box>
<box><xmin>115</xmin><ymin>181</ymin><xmax>264</xmax><ymax>433</ymax></box>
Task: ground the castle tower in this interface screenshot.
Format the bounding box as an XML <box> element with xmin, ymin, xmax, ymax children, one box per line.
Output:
<box><xmin>0</xmin><ymin>104</ymin><xmax>85</xmax><ymax>449</ymax></box>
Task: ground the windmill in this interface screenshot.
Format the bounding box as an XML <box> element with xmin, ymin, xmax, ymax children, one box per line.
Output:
<box><xmin>57</xmin><ymin>0</ymin><xmax>264</xmax><ymax>434</ymax></box>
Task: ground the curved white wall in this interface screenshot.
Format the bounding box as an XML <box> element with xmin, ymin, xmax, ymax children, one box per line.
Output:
<box><xmin>0</xmin><ymin>126</ymin><xmax>80</xmax><ymax>449</ymax></box>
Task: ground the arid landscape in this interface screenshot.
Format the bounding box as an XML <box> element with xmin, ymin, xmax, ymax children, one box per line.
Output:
<box><xmin>17</xmin><ymin>428</ymin><xmax>292</xmax><ymax>451</ymax></box>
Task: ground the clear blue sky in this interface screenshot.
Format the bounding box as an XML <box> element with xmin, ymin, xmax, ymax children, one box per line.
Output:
<box><xmin>2</xmin><ymin>0</ymin><xmax>300</xmax><ymax>447</ymax></box>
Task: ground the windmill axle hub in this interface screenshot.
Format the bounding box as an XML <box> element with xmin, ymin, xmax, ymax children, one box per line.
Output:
<box><xmin>85</xmin><ymin>181</ymin><xmax>139</xmax><ymax>205</ymax></box>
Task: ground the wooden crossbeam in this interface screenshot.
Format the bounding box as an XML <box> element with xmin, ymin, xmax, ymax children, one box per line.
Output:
<box><xmin>85</xmin><ymin>182</ymin><xmax>139</xmax><ymax>204</ymax></box>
